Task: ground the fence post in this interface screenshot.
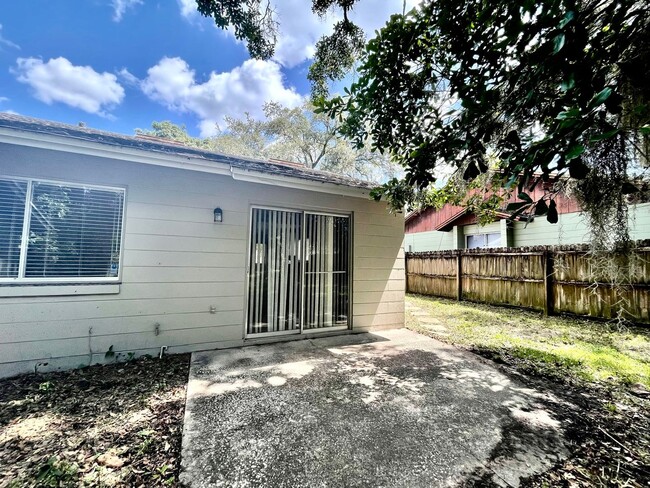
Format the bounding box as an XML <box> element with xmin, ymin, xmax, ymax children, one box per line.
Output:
<box><xmin>543</xmin><ymin>250</ymin><xmax>555</xmax><ymax>316</ymax></box>
<box><xmin>456</xmin><ymin>251</ymin><xmax>463</xmax><ymax>301</ymax></box>
<box><xmin>404</xmin><ymin>252</ymin><xmax>409</xmax><ymax>293</ymax></box>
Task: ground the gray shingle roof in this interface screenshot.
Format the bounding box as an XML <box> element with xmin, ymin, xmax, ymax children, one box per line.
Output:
<box><xmin>0</xmin><ymin>113</ymin><xmax>375</xmax><ymax>190</ymax></box>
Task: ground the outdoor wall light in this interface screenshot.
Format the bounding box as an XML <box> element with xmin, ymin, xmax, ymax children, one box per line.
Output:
<box><xmin>214</xmin><ymin>207</ymin><xmax>223</xmax><ymax>223</ymax></box>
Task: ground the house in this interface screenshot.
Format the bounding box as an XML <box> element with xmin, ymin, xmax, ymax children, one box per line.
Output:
<box><xmin>405</xmin><ymin>180</ymin><xmax>650</xmax><ymax>252</ymax></box>
<box><xmin>0</xmin><ymin>113</ymin><xmax>405</xmax><ymax>378</ymax></box>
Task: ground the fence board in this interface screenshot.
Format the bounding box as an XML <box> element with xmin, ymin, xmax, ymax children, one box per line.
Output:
<box><xmin>405</xmin><ymin>254</ymin><xmax>457</xmax><ymax>298</ymax></box>
<box><xmin>406</xmin><ymin>245</ymin><xmax>650</xmax><ymax>324</ymax></box>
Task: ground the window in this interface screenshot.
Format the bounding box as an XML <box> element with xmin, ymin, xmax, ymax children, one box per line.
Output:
<box><xmin>466</xmin><ymin>232</ymin><xmax>501</xmax><ymax>249</ymax></box>
<box><xmin>0</xmin><ymin>177</ymin><xmax>125</xmax><ymax>283</ymax></box>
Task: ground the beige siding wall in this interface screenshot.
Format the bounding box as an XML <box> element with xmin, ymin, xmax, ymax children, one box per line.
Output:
<box><xmin>0</xmin><ymin>143</ymin><xmax>405</xmax><ymax>377</ymax></box>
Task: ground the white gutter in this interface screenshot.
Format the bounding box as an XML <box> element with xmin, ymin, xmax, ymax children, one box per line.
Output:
<box><xmin>0</xmin><ymin>128</ymin><xmax>371</xmax><ymax>199</ymax></box>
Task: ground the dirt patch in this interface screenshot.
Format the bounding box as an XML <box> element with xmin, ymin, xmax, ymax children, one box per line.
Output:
<box><xmin>0</xmin><ymin>354</ymin><xmax>189</xmax><ymax>487</ymax></box>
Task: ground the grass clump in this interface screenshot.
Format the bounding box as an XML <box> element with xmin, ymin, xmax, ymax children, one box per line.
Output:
<box><xmin>406</xmin><ymin>294</ymin><xmax>650</xmax><ymax>388</ymax></box>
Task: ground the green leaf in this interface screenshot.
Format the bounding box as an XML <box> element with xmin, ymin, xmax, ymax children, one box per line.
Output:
<box><xmin>547</xmin><ymin>200</ymin><xmax>558</xmax><ymax>224</ymax></box>
<box><xmin>589</xmin><ymin>129</ymin><xmax>619</xmax><ymax>142</ymax></box>
<box><xmin>369</xmin><ymin>187</ymin><xmax>383</xmax><ymax>201</ymax></box>
<box><xmin>569</xmin><ymin>158</ymin><xmax>589</xmax><ymax>179</ymax></box>
<box><xmin>518</xmin><ymin>192</ymin><xmax>533</xmax><ymax>203</ymax></box>
<box><xmin>640</xmin><ymin>125</ymin><xmax>650</xmax><ymax>136</ymax></box>
<box><xmin>560</xmin><ymin>74</ymin><xmax>575</xmax><ymax>92</ymax></box>
<box><xmin>559</xmin><ymin>11</ymin><xmax>575</xmax><ymax>28</ymax></box>
<box><xmin>566</xmin><ymin>144</ymin><xmax>585</xmax><ymax>160</ymax></box>
<box><xmin>506</xmin><ymin>201</ymin><xmax>529</xmax><ymax>211</ymax></box>
<box><xmin>556</xmin><ymin>107</ymin><xmax>580</xmax><ymax>120</ymax></box>
<box><xmin>535</xmin><ymin>199</ymin><xmax>549</xmax><ymax>215</ymax></box>
<box><xmin>508</xmin><ymin>203</ymin><xmax>531</xmax><ymax>220</ymax></box>
<box><xmin>462</xmin><ymin>160</ymin><xmax>488</xmax><ymax>181</ymax></box>
<box><xmin>590</xmin><ymin>87</ymin><xmax>612</xmax><ymax>107</ymax></box>
<box><xmin>553</xmin><ymin>34</ymin><xmax>565</xmax><ymax>54</ymax></box>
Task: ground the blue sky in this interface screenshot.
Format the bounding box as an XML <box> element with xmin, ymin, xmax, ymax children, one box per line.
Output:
<box><xmin>0</xmin><ymin>0</ymin><xmax>414</xmax><ymax>137</ymax></box>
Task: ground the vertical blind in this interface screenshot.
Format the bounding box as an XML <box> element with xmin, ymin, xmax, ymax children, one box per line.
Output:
<box><xmin>304</xmin><ymin>214</ymin><xmax>350</xmax><ymax>329</ymax></box>
<box><xmin>247</xmin><ymin>209</ymin><xmax>350</xmax><ymax>335</ymax></box>
<box><xmin>248</xmin><ymin>209</ymin><xmax>303</xmax><ymax>334</ymax></box>
<box><xmin>0</xmin><ymin>177</ymin><xmax>125</xmax><ymax>281</ymax></box>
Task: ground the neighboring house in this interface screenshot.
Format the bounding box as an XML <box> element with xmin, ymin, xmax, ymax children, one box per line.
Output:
<box><xmin>405</xmin><ymin>179</ymin><xmax>650</xmax><ymax>252</ymax></box>
<box><xmin>0</xmin><ymin>114</ymin><xmax>405</xmax><ymax>378</ymax></box>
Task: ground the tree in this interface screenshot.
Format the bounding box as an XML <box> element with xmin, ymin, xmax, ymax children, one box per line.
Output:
<box><xmin>190</xmin><ymin>1</ymin><xmax>649</xmax><ymax>249</ymax></box>
<box><xmin>137</xmin><ymin>121</ymin><xmax>211</xmax><ymax>148</ymax></box>
<box><xmin>194</xmin><ymin>0</ymin><xmax>370</xmax><ymax>97</ymax></box>
<box><xmin>320</xmin><ymin>0</ymin><xmax>649</xmax><ymax>250</ymax></box>
<box><xmin>136</xmin><ymin>102</ymin><xmax>400</xmax><ymax>182</ymax></box>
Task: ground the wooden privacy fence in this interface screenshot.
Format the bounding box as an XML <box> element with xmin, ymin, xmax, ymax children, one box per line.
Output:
<box><xmin>405</xmin><ymin>245</ymin><xmax>650</xmax><ymax>324</ymax></box>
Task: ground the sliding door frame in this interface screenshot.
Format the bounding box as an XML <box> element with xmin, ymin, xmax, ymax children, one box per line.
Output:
<box><xmin>244</xmin><ymin>205</ymin><xmax>352</xmax><ymax>339</ymax></box>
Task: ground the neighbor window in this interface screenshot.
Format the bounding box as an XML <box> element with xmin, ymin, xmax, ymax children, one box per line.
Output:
<box><xmin>0</xmin><ymin>177</ymin><xmax>125</xmax><ymax>283</ymax></box>
<box><xmin>465</xmin><ymin>232</ymin><xmax>501</xmax><ymax>249</ymax></box>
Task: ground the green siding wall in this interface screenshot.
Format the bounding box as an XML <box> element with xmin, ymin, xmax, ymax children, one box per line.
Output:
<box><xmin>406</xmin><ymin>203</ymin><xmax>650</xmax><ymax>252</ymax></box>
<box><xmin>404</xmin><ymin>228</ymin><xmax>455</xmax><ymax>252</ymax></box>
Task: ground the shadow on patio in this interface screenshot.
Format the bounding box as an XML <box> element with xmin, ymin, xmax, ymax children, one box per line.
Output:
<box><xmin>181</xmin><ymin>329</ymin><xmax>570</xmax><ymax>487</ymax></box>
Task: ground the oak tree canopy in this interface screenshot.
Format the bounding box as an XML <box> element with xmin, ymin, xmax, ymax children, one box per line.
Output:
<box><xmin>194</xmin><ymin>0</ymin><xmax>649</xmax><ymax>249</ymax></box>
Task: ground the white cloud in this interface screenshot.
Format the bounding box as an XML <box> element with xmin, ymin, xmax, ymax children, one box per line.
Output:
<box><xmin>0</xmin><ymin>97</ymin><xmax>8</xmax><ymax>104</ymax></box>
<box><xmin>0</xmin><ymin>24</ymin><xmax>20</xmax><ymax>50</ymax></box>
<box><xmin>178</xmin><ymin>0</ymin><xmax>420</xmax><ymax>68</ymax></box>
<box><xmin>178</xmin><ymin>0</ymin><xmax>197</xmax><ymax>19</ymax></box>
<box><xmin>265</xmin><ymin>0</ymin><xmax>420</xmax><ymax>68</ymax></box>
<box><xmin>13</xmin><ymin>57</ymin><xmax>125</xmax><ymax>116</ymax></box>
<box><xmin>141</xmin><ymin>56</ymin><xmax>303</xmax><ymax>136</ymax></box>
<box><xmin>349</xmin><ymin>0</ymin><xmax>420</xmax><ymax>34</ymax></box>
<box><xmin>111</xmin><ymin>0</ymin><xmax>142</xmax><ymax>22</ymax></box>
<box><xmin>272</xmin><ymin>0</ymin><xmax>332</xmax><ymax>67</ymax></box>
<box><xmin>117</xmin><ymin>67</ymin><xmax>140</xmax><ymax>87</ymax></box>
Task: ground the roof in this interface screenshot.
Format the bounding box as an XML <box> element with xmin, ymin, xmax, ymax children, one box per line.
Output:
<box><xmin>0</xmin><ymin>113</ymin><xmax>375</xmax><ymax>194</ymax></box>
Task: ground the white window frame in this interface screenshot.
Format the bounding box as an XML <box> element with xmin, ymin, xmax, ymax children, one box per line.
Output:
<box><xmin>465</xmin><ymin>232</ymin><xmax>501</xmax><ymax>249</ymax></box>
<box><xmin>0</xmin><ymin>175</ymin><xmax>127</xmax><ymax>285</ymax></box>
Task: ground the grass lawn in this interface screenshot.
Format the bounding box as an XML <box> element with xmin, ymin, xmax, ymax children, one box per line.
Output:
<box><xmin>406</xmin><ymin>294</ymin><xmax>650</xmax><ymax>487</ymax></box>
<box><xmin>406</xmin><ymin>294</ymin><xmax>650</xmax><ymax>389</ymax></box>
<box><xmin>0</xmin><ymin>355</ymin><xmax>189</xmax><ymax>487</ymax></box>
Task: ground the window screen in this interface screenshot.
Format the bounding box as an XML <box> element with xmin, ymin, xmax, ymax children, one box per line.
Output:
<box><xmin>0</xmin><ymin>177</ymin><xmax>125</xmax><ymax>282</ymax></box>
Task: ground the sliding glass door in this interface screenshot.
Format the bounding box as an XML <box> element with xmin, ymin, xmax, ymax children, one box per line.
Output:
<box><xmin>247</xmin><ymin>209</ymin><xmax>303</xmax><ymax>335</ymax></box>
<box><xmin>246</xmin><ymin>208</ymin><xmax>350</xmax><ymax>336</ymax></box>
<box><xmin>303</xmin><ymin>214</ymin><xmax>350</xmax><ymax>330</ymax></box>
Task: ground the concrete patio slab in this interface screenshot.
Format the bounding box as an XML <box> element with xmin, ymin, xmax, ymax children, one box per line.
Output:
<box><xmin>181</xmin><ymin>329</ymin><xmax>569</xmax><ymax>487</ymax></box>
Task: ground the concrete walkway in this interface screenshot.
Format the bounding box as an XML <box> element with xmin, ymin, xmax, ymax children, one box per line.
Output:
<box><xmin>181</xmin><ymin>329</ymin><xmax>569</xmax><ymax>487</ymax></box>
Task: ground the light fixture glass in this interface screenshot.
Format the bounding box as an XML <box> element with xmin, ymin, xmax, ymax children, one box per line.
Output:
<box><xmin>214</xmin><ymin>207</ymin><xmax>223</xmax><ymax>223</ymax></box>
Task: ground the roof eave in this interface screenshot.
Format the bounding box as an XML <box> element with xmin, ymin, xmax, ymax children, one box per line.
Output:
<box><xmin>0</xmin><ymin>126</ymin><xmax>372</xmax><ymax>199</ymax></box>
